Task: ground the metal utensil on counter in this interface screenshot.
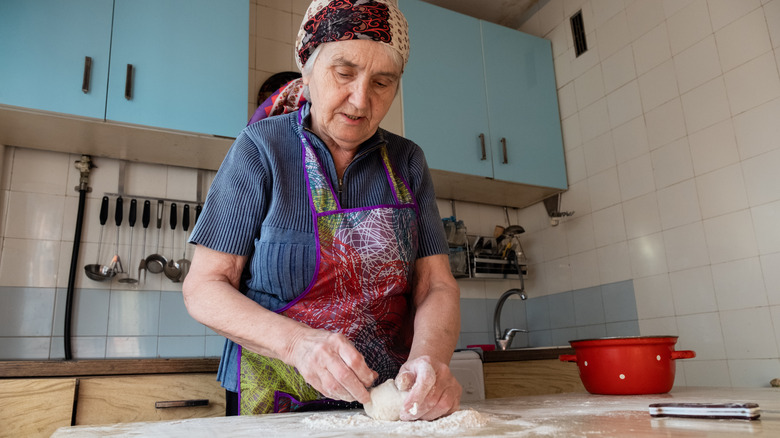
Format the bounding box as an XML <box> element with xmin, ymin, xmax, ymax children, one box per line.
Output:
<box><xmin>176</xmin><ymin>204</ymin><xmax>192</xmax><ymax>282</ymax></box>
<box><xmin>109</xmin><ymin>196</ymin><xmax>125</xmax><ymax>274</ymax></box>
<box><xmin>145</xmin><ymin>200</ymin><xmax>167</xmax><ymax>274</ymax></box>
<box><xmin>84</xmin><ymin>196</ymin><xmax>116</xmax><ymax>281</ymax></box>
<box><xmin>119</xmin><ymin>199</ymin><xmax>138</xmax><ymax>284</ymax></box>
<box><xmin>138</xmin><ymin>200</ymin><xmax>151</xmax><ymax>283</ymax></box>
<box><xmin>164</xmin><ymin>203</ymin><xmax>182</xmax><ymax>281</ymax></box>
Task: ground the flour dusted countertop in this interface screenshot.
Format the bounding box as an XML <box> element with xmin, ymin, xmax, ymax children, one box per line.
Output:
<box><xmin>52</xmin><ymin>387</ymin><xmax>780</xmax><ymax>437</ymax></box>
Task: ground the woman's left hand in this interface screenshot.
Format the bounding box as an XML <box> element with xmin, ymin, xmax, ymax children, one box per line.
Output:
<box><xmin>395</xmin><ymin>355</ymin><xmax>462</xmax><ymax>421</ymax></box>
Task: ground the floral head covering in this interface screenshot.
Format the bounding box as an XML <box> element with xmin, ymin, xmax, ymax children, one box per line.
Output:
<box><xmin>294</xmin><ymin>0</ymin><xmax>410</xmax><ymax>72</ymax></box>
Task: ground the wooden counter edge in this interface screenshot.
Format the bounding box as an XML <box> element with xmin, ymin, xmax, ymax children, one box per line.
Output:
<box><xmin>0</xmin><ymin>358</ymin><xmax>220</xmax><ymax>378</ymax></box>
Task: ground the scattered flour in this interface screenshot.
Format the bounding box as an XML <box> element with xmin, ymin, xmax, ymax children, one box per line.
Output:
<box><xmin>302</xmin><ymin>409</ymin><xmax>489</xmax><ymax>436</ymax></box>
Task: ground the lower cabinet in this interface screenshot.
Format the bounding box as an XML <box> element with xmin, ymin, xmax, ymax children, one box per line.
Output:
<box><xmin>483</xmin><ymin>360</ymin><xmax>585</xmax><ymax>398</ymax></box>
<box><xmin>0</xmin><ymin>378</ymin><xmax>76</xmax><ymax>438</ymax></box>
<box><xmin>75</xmin><ymin>374</ymin><xmax>225</xmax><ymax>425</ymax></box>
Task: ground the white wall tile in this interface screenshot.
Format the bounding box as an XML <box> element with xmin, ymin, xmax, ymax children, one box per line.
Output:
<box><xmin>578</xmin><ymin>99</ymin><xmax>611</xmax><ymax>143</ymax></box>
<box><xmin>540</xmin><ymin>223</ymin><xmax>569</xmax><ymax>262</ymax></box>
<box><xmin>617</xmin><ymin>154</ymin><xmax>655</xmax><ymax>201</ymax></box>
<box><xmin>663</xmin><ymin>0</ymin><xmax>697</xmax><ymax>18</ymax></box>
<box><xmin>623</xmin><ymin>192</ymin><xmax>662</xmax><ymax>239</ymax></box>
<box><xmin>666</xmin><ymin>0</ymin><xmax>713</xmax><ymax>55</ymax></box>
<box><xmin>638</xmin><ymin>316</ymin><xmax>678</xmax><ymax>336</ymax></box>
<box><xmin>557</xmin><ymin>82</ymin><xmax>577</xmax><ymax>119</ymax></box>
<box><xmin>638</xmin><ymin>59</ymin><xmax>680</xmax><ymax>112</ymax></box>
<box><xmin>256</xmin><ymin>38</ymin><xmax>294</xmax><ymax>72</ymax></box>
<box><xmin>752</xmin><ymin>200</ymin><xmax>780</xmax><ymax>255</ymax></box>
<box><xmin>703</xmin><ymin>210</ymin><xmax>759</xmax><ymax>264</ymax></box>
<box><xmin>728</xmin><ymin>359</ymin><xmax>780</xmax><ymax>387</ymax></box>
<box><xmin>723</xmin><ymin>51</ymin><xmax>780</xmax><ymax>116</ymax></box>
<box><xmin>597</xmin><ymin>241</ymin><xmax>632</xmax><ymax>283</ymax></box>
<box><xmin>664</xmin><ymin>222</ymin><xmax>711</xmax><ymax>271</ymax></box>
<box><xmin>651</xmin><ymin>138</ymin><xmax>695</xmax><ymax>190</ymax></box>
<box><xmin>583</xmin><ymin>132</ymin><xmax>616</xmax><ymax>176</ymax></box>
<box><xmin>681</xmin><ymin>360</ymin><xmax>731</xmax><ymax>387</ymax></box>
<box><xmin>548</xmin><ymin>21</ymin><xmax>570</xmax><ymax>59</ymax></box>
<box><xmin>537</xmin><ymin>0</ymin><xmax>564</xmax><ymax>37</ymax></box>
<box><xmin>681</xmin><ymin>77</ymin><xmax>731</xmax><ymax>134</ymax></box>
<box><xmin>595</xmin><ymin>11</ymin><xmax>630</xmax><ymax>61</ymax></box>
<box><xmin>657</xmin><ymin>180</ymin><xmax>702</xmax><ymax>229</ymax></box>
<box><xmin>669</xmin><ymin>266</ymin><xmax>718</xmax><ymax>314</ymax></box>
<box><xmin>625</xmin><ymin>0</ymin><xmax>665</xmax><ymax>41</ymax></box>
<box><xmin>612</xmin><ymin>116</ymin><xmax>649</xmax><ymax>164</ymax></box>
<box><xmin>715</xmin><ymin>8</ymin><xmax>772</xmax><ymax>72</ymax></box>
<box><xmin>634</xmin><ymin>274</ymin><xmax>676</xmax><ymax>318</ymax></box>
<box><xmin>762</xmin><ymin>253</ymin><xmax>780</xmax><ymax>305</ymax></box>
<box><xmin>688</xmin><ymin>120</ymin><xmax>741</xmax><ymax>175</ymax></box>
<box><xmin>575</xmin><ymin>64</ymin><xmax>606</xmax><ymax>110</ymax></box>
<box><xmin>766</xmin><ymin>0</ymin><xmax>780</xmax><ymax>48</ymax></box>
<box><xmin>720</xmin><ymin>307</ymin><xmax>779</xmax><ymax>358</ymax></box>
<box><xmin>257</xmin><ymin>5</ymin><xmax>292</xmax><ymax>43</ymax></box>
<box><xmin>742</xmin><ymin>148</ymin><xmax>780</xmax><ymax>206</ymax></box>
<box><xmin>0</xmin><ymin>238</ymin><xmax>60</xmax><ymax>288</ymax></box>
<box><xmin>561</xmin><ymin>113</ymin><xmax>583</xmax><ymax>152</ymax></box>
<box><xmin>105</xmin><ymin>336</ymin><xmax>158</xmax><ymax>358</ymax></box>
<box><xmin>593</xmin><ymin>204</ymin><xmax>626</xmax><ymax>247</ymax></box>
<box><xmin>712</xmin><ymin>257</ymin><xmax>768</xmax><ymax>311</ymax></box>
<box><xmin>601</xmin><ymin>46</ymin><xmax>636</xmax><ymax>94</ymax></box>
<box><xmin>554</xmin><ymin>48</ymin><xmax>575</xmax><ymax>88</ymax></box>
<box><xmin>674</xmin><ymin>36</ymin><xmax>722</xmax><ymax>94</ymax></box>
<box><xmin>9</xmin><ymin>148</ymin><xmax>69</xmax><ymax>195</ymax></box>
<box><xmin>588</xmin><ymin>168</ymin><xmax>622</xmax><ymax>211</ymax></box>
<box><xmin>629</xmin><ymin>233</ymin><xmax>668</xmax><ymax>278</ymax></box>
<box><xmin>645</xmin><ymin>98</ymin><xmax>687</xmax><ymax>150</ymax></box>
<box><xmin>607</xmin><ymin>80</ymin><xmax>643</xmax><ymax>128</ymax></box>
<box><xmin>107</xmin><ymin>290</ymin><xmax>161</xmax><ymax>336</ymax></box>
<box><xmin>632</xmin><ymin>23</ymin><xmax>672</xmax><ymax>75</ymax></box>
<box><xmin>676</xmin><ymin>312</ymin><xmax>726</xmax><ymax>358</ymax></box>
<box><xmin>165</xmin><ymin>166</ymin><xmax>198</xmax><ymax>203</ymax></box>
<box><xmin>733</xmin><ymin>97</ymin><xmax>780</xmax><ymax>160</ymax></box>
<box><xmin>696</xmin><ymin>164</ymin><xmax>749</xmax><ymax>219</ymax></box>
<box><xmin>543</xmin><ymin>257</ymin><xmax>573</xmax><ymax>294</ymax></box>
<box><xmin>4</xmin><ymin>192</ymin><xmax>65</xmax><ymax>241</ymax></box>
<box><xmin>565</xmin><ymin>213</ymin><xmax>596</xmax><ymax>255</ymax></box>
<box><xmin>708</xmin><ymin>0</ymin><xmax>763</xmax><ymax>31</ymax></box>
<box><xmin>568</xmin><ymin>249</ymin><xmax>601</xmax><ymax>289</ymax></box>
<box><xmin>591</xmin><ymin>0</ymin><xmax>625</xmax><ymax>29</ymax></box>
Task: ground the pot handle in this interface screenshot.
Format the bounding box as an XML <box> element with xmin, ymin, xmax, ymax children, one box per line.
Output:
<box><xmin>559</xmin><ymin>354</ymin><xmax>577</xmax><ymax>362</ymax></box>
<box><xmin>671</xmin><ymin>350</ymin><xmax>696</xmax><ymax>360</ymax></box>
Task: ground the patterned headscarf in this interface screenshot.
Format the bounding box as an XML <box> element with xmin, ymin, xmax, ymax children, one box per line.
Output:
<box><xmin>295</xmin><ymin>0</ymin><xmax>410</xmax><ymax>72</ymax></box>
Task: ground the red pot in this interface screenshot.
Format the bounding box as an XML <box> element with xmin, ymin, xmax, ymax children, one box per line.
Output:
<box><xmin>559</xmin><ymin>336</ymin><xmax>695</xmax><ymax>395</ymax></box>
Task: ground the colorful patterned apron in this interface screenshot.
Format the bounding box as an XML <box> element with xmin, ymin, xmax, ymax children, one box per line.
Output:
<box><xmin>238</xmin><ymin>115</ymin><xmax>419</xmax><ymax>415</ymax></box>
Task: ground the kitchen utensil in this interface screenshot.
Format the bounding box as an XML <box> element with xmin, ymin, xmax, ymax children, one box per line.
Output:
<box><xmin>649</xmin><ymin>403</ymin><xmax>761</xmax><ymax>420</ymax></box>
<box><xmin>176</xmin><ymin>204</ymin><xmax>192</xmax><ymax>282</ymax></box>
<box><xmin>559</xmin><ymin>336</ymin><xmax>695</xmax><ymax>395</ymax></box>
<box><xmin>110</xmin><ymin>196</ymin><xmax>124</xmax><ymax>274</ymax></box>
<box><xmin>84</xmin><ymin>196</ymin><xmax>116</xmax><ymax>281</ymax></box>
<box><xmin>164</xmin><ymin>203</ymin><xmax>182</xmax><ymax>281</ymax></box>
<box><xmin>119</xmin><ymin>199</ymin><xmax>138</xmax><ymax>284</ymax></box>
<box><xmin>138</xmin><ymin>200</ymin><xmax>151</xmax><ymax>284</ymax></box>
<box><xmin>145</xmin><ymin>200</ymin><xmax>167</xmax><ymax>274</ymax></box>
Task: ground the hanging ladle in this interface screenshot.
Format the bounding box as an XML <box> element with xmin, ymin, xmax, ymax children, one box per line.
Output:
<box><xmin>119</xmin><ymin>199</ymin><xmax>138</xmax><ymax>284</ymax></box>
<box><xmin>109</xmin><ymin>196</ymin><xmax>124</xmax><ymax>275</ymax></box>
<box><xmin>84</xmin><ymin>196</ymin><xmax>115</xmax><ymax>281</ymax></box>
<box><xmin>137</xmin><ymin>200</ymin><xmax>151</xmax><ymax>284</ymax></box>
<box><xmin>145</xmin><ymin>200</ymin><xmax>167</xmax><ymax>274</ymax></box>
<box><xmin>175</xmin><ymin>204</ymin><xmax>192</xmax><ymax>282</ymax></box>
<box><xmin>164</xmin><ymin>203</ymin><xmax>182</xmax><ymax>281</ymax></box>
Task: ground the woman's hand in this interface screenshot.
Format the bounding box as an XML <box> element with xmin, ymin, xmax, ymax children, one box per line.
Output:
<box><xmin>286</xmin><ymin>327</ymin><xmax>378</xmax><ymax>404</ymax></box>
<box><xmin>395</xmin><ymin>355</ymin><xmax>462</xmax><ymax>421</ymax></box>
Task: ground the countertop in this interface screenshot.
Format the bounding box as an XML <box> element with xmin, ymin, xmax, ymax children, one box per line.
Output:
<box><xmin>52</xmin><ymin>387</ymin><xmax>780</xmax><ymax>437</ymax></box>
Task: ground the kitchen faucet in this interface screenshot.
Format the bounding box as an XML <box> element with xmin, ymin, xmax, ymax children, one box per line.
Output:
<box><xmin>493</xmin><ymin>288</ymin><xmax>528</xmax><ymax>351</ymax></box>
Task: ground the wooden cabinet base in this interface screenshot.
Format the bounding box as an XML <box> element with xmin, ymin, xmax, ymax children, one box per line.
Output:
<box><xmin>484</xmin><ymin>360</ymin><xmax>585</xmax><ymax>398</ymax></box>
<box><xmin>75</xmin><ymin>374</ymin><xmax>225</xmax><ymax>426</ymax></box>
<box><xmin>0</xmin><ymin>378</ymin><xmax>76</xmax><ymax>438</ymax></box>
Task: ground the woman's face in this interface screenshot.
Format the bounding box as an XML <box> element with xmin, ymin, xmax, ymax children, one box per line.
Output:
<box><xmin>303</xmin><ymin>39</ymin><xmax>402</xmax><ymax>152</ymax></box>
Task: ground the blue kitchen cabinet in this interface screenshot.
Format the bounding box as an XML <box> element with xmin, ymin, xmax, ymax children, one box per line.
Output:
<box><xmin>0</xmin><ymin>0</ymin><xmax>248</xmax><ymax>138</ymax></box>
<box><xmin>0</xmin><ymin>0</ymin><xmax>113</xmax><ymax>119</ymax></box>
<box><xmin>400</xmin><ymin>0</ymin><xmax>567</xmax><ymax>191</ymax></box>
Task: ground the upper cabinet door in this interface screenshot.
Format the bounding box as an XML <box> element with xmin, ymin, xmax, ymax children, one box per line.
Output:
<box><xmin>400</xmin><ymin>0</ymin><xmax>493</xmax><ymax>179</ymax></box>
<box><xmin>0</xmin><ymin>0</ymin><xmax>113</xmax><ymax>118</ymax></box>
<box><xmin>482</xmin><ymin>21</ymin><xmax>567</xmax><ymax>189</ymax></box>
<box><xmin>107</xmin><ymin>0</ymin><xmax>248</xmax><ymax>137</ymax></box>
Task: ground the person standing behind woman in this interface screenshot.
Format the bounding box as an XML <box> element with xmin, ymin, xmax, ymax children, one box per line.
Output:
<box><xmin>183</xmin><ymin>0</ymin><xmax>461</xmax><ymax>420</ymax></box>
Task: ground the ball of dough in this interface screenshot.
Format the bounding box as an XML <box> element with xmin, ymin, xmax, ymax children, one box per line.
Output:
<box><xmin>363</xmin><ymin>379</ymin><xmax>409</xmax><ymax>421</ymax></box>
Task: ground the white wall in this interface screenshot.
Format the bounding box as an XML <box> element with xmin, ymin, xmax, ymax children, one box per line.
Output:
<box><xmin>508</xmin><ymin>0</ymin><xmax>780</xmax><ymax>387</ymax></box>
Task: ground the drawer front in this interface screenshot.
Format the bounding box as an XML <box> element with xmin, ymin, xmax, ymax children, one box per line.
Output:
<box><xmin>75</xmin><ymin>373</ymin><xmax>224</xmax><ymax>425</ymax></box>
<box><xmin>0</xmin><ymin>378</ymin><xmax>76</xmax><ymax>438</ymax></box>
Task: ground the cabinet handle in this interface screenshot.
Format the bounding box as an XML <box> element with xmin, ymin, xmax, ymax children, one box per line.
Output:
<box><xmin>124</xmin><ymin>64</ymin><xmax>134</xmax><ymax>100</ymax></box>
<box><xmin>501</xmin><ymin>138</ymin><xmax>508</xmax><ymax>164</ymax></box>
<box><xmin>155</xmin><ymin>399</ymin><xmax>209</xmax><ymax>409</ymax></box>
<box><xmin>479</xmin><ymin>133</ymin><xmax>486</xmax><ymax>160</ymax></box>
<box><xmin>81</xmin><ymin>56</ymin><xmax>92</xmax><ymax>93</ymax></box>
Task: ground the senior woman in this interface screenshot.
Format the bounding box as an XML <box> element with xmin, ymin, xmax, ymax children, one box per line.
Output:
<box><xmin>183</xmin><ymin>0</ymin><xmax>461</xmax><ymax>420</ymax></box>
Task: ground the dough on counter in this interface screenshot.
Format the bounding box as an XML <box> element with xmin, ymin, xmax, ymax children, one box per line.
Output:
<box><xmin>363</xmin><ymin>379</ymin><xmax>409</xmax><ymax>421</ymax></box>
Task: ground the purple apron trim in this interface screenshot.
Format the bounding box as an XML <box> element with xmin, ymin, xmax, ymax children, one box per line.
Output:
<box><xmin>317</xmin><ymin>203</ymin><xmax>415</xmax><ymax>217</ymax></box>
<box><xmin>273</xmin><ymin>391</ymin><xmax>360</xmax><ymax>413</ymax></box>
<box><xmin>297</xmin><ymin>110</ymin><xmax>343</xmax><ymax>211</ymax></box>
<box><xmin>237</xmin><ymin>345</ymin><xmax>243</xmax><ymax>415</ymax></box>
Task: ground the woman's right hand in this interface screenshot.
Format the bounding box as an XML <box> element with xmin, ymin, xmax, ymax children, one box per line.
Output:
<box><xmin>285</xmin><ymin>327</ymin><xmax>378</xmax><ymax>404</ymax></box>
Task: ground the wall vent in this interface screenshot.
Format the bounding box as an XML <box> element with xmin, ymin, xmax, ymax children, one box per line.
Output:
<box><xmin>570</xmin><ymin>10</ymin><xmax>587</xmax><ymax>57</ymax></box>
